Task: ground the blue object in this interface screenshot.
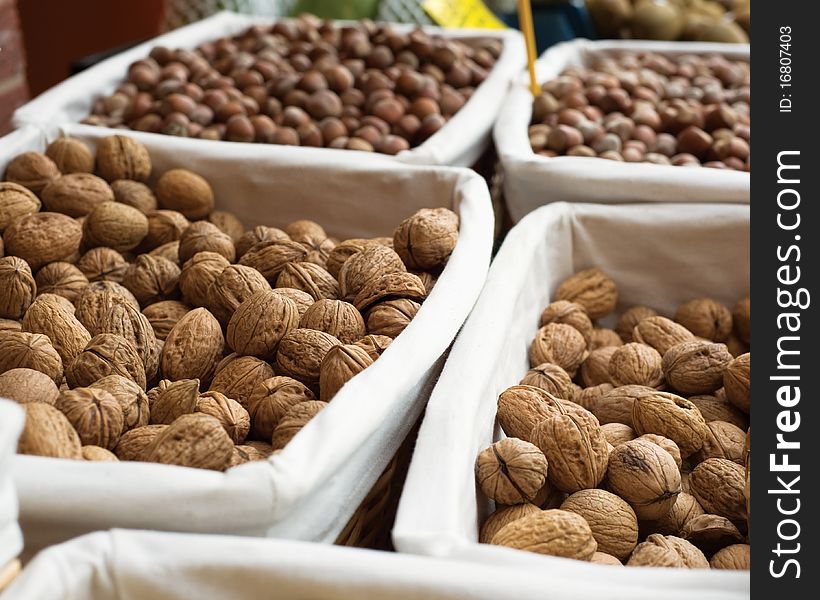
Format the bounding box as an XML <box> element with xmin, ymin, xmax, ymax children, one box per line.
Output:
<box><xmin>500</xmin><ymin>1</ymin><xmax>596</xmax><ymax>54</ymax></box>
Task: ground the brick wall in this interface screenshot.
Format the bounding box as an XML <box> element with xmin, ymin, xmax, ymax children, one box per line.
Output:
<box><xmin>0</xmin><ymin>0</ymin><xmax>27</xmax><ymax>134</ymax></box>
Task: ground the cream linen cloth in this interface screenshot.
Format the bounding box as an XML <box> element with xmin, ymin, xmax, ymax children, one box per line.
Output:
<box><xmin>494</xmin><ymin>39</ymin><xmax>750</xmax><ymax>222</ymax></box>
<box><xmin>393</xmin><ymin>202</ymin><xmax>750</xmax><ymax>598</ymax></box>
<box><xmin>0</xmin><ymin>402</ymin><xmax>24</xmax><ymax>571</ymax></box>
<box><xmin>0</xmin><ymin>126</ymin><xmax>494</xmax><ymax>554</ymax></box>
<box><xmin>12</xmin><ymin>11</ymin><xmax>525</xmax><ymax>168</ymax></box>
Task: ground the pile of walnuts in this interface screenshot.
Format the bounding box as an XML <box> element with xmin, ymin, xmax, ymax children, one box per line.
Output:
<box><xmin>0</xmin><ymin>135</ymin><xmax>459</xmax><ymax>471</ymax></box>
<box><xmin>475</xmin><ymin>268</ymin><xmax>750</xmax><ymax>570</ymax></box>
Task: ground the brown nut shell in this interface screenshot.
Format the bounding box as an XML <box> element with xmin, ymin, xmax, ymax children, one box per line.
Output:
<box><xmin>662</xmin><ymin>340</ymin><xmax>733</xmax><ymax>395</ymax></box>
<box><xmin>392</xmin><ymin>207</ymin><xmax>459</xmax><ymax>271</ymax></box>
<box><xmin>56</xmin><ymin>387</ymin><xmax>124</xmax><ymax>450</ymax></box>
<box><xmin>607</xmin><ymin>438</ymin><xmax>681</xmax><ymax>520</ymax></box>
<box><xmin>226</xmin><ymin>290</ymin><xmax>299</xmax><ymax>360</ymax></box>
<box><xmin>491</xmin><ymin>509</ymin><xmax>597</xmax><ymax>561</ymax></box>
<box><xmin>161</xmin><ymin>308</ymin><xmax>224</xmax><ymax>385</ymax></box>
<box><xmin>561</xmin><ymin>489</ymin><xmax>639</xmax><ymax>560</ymax></box>
<box><xmin>145</xmin><ymin>413</ymin><xmax>233</xmax><ymax>471</ymax></box>
<box><xmin>675</xmin><ymin>298</ymin><xmax>732</xmax><ymax>342</ymax></box>
<box><xmin>554</xmin><ymin>268</ymin><xmax>618</xmax><ymax>320</ymax></box>
<box><xmin>18</xmin><ymin>402</ymin><xmax>82</xmax><ymax>459</ymax></box>
<box><xmin>476</xmin><ymin>438</ymin><xmax>548</xmax><ymax>505</ymax></box>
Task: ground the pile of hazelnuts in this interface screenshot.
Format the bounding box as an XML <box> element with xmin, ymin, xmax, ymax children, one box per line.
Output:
<box><xmin>529</xmin><ymin>52</ymin><xmax>750</xmax><ymax>171</ymax></box>
<box><xmin>84</xmin><ymin>14</ymin><xmax>500</xmax><ymax>155</ymax></box>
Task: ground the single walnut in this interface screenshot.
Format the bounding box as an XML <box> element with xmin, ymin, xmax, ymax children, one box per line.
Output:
<box><xmin>680</xmin><ymin>514</ymin><xmax>744</xmax><ymax>556</ymax></box>
<box><xmin>627</xmin><ymin>535</ymin><xmax>707</xmax><ymax>568</ymax></box>
<box><xmin>392</xmin><ymin>207</ymin><xmax>459</xmax><ymax>271</ymax></box>
<box><xmin>74</xmin><ymin>282</ymin><xmax>139</xmax><ymax>333</ymax></box>
<box><xmin>319</xmin><ymin>343</ymin><xmax>374</xmax><ymax>401</ymax></box>
<box><xmin>41</xmin><ymin>173</ymin><xmax>114</xmax><ymax>217</ymax></box>
<box><xmin>554</xmin><ymin>268</ymin><xmax>618</xmax><ymax>320</ymax></box>
<box><xmin>638</xmin><ymin>434</ymin><xmax>683</xmax><ymax>469</ymax></box>
<box><xmin>45</xmin><ymin>137</ymin><xmax>94</xmax><ymax>174</ymax></box>
<box><xmin>0</xmin><ymin>367</ymin><xmax>60</xmax><ymax>405</ymax></box>
<box><xmin>82</xmin><ymin>445</ymin><xmax>119</xmax><ymax>461</ymax></box>
<box><xmin>226</xmin><ymin>290</ymin><xmax>299</xmax><ymax>360</ymax></box>
<box><xmin>519</xmin><ymin>363</ymin><xmax>573</xmax><ymax>398</ymax></box>
<box><xmin>122</xmin><ymin>255</ymin><xmax>181</xmax><ymax>306</ymax></box>
<box><xmin>694</xmin><ymin>421</ymin><xmax>746</xmax><ymax>464</ymax></box>
<box><xmin>675</xmin><ymin>298</ymin><xmax>733</xmax><ymax>342</ymax></box>
<box><xmin>179</xmin><ymin>252</ymin><xmax>230</xmax><ymax>307</ymax></box>
<box><xmin>299</xmin><ymin>299</ymin><xmax>365</xmax><ymax>344</ymax></box>
<box><xmin>92</xmin><ymin>295</ymin><xmax>159</xmax><ymax>382</ymax></box>
<box><xmin>155</xmin><ymin>169</ymin><xmax>214</xmax><ymax>219</ymax></box>
<box><xmin>561</xmin><ymin>489</ymin><xmax>639</xmax><ymax>560</ymax></box>
<box><xmin>532</xmin><ymin>409</ymin><xmax>608</xmax><ymax>493</ymax></box>
<box><xmin>285</xmin><ymin>220</ymin><xmax>326</xmax><ymax>243</ymax></box>
<box><xmin>207</xmin><ymin>264</ymin><xmax>271</xmax><ymax>325</ymax></box>
<box><xmin>353</xmin><ymin>334</ymin><xmax>392</xmax><ymax>361</ymax></box>
<box><xmin>161</xmin><ymin>308</ymin><xmax>224</xmax><ymax>385</ymax></box>
<box><xmin>607</xmin><ymin>438</ymin><xmax>681</xmax><ymax>520</ymax></box>
<box><xmin>208</xmin><ymin>354</ymin><xmax>274</xmax><ymax>409</ymax></box>
<box><xmin>589</xmin><ymin>327</ymin><xmax>624</xmax><ymax>350</ymax></box>
<box><xmin>616</xmin><ymin>306</ymin><xmax>658</xmax><ymax>343</ymax></box>
<box><xmin>580</xmin><ymin>384</ymin><xmax>646</xmax><ymax>426</ymax></box>
<box><xmin>195</xmin><ymin>390</ymin><xmax>250</xmax><ymax>444</ymax></box>
<box><xmin>710</xmin><ymin>544</ymin><xmax>750</xmax><ymax>570</ymax></box>
<box><xmin>491</xmin><ymin>509</ymin><xmax>597</xmax><ymax>561</ymax></box>
<box><xmin>643</xmin><ymin>493</ymin><xmax>705</xmax><ymax>537</ymax></box>
<box><xmin>365</xmin><ymin>298</ymin><xmax>420</xmax><ymax>338</ymax></box>
<box><xmin>353</xmin><ymin>271</ymin><xmax>426</xmax><ymax>312</ymax></box>
<box><xmin>3</xmin><ymin>212</ymin><xmax>83</xmax><ymax>271</ymax></box>
<box><xmin>631</xmin><ymin>391</ymin><xmax>708</xmax><ymax>457</ymax></box>
<box><xmin>77</xmin><ymin>247</ymin><xmax>129</xmax><ymax>283</ymax></box>
<box><xmin>529</xmin><ymin>323</ymin><xmax>588</xmax><ymax>377</ymax></box>
<box><xmin>178</xmin><ymin>221</ymin><xmax>236</xmax><ymax>264</ymax></box>
<box><xmin>140</xmin><ymin>210</ymin><xmax>190</xmax><ymax>252</ymax></box>
<box><xmin>270</xmin><ymin>288</ymin><xmax>313</xmax><ymax>318</ymax></box>
<box><xmin>497</xmin><ymin>385</ymin><xmax>564</xmax><ymax>443</ymax></box>
<box><xmin>663</xmin><ymin>340</ymin><xmax>733</xmax><ymax>395</ymax></box>
<box><xmin>239</xmin><ymin>239</ymin><xmax>309</xmax><ymax>281</ymax></box>
<box><xmin>276</xmin><ymin>261</ymin><xmax>339</xmax><ymax>301</ymax></box>
<box><xmin>22</xmin><ymin>293</ymin><xmax>91</xmax><ymax>366</ymax></box>
<box><xmin>142</xmin><ymin>300</ymin><xmax>191</xmax><ymax>340</ymax></box>
<box><xmin>601</xmin><ymin>423</ymin><xmax>635</xmax><ymax>446</ymax></box>
<box><xmin>246</xmin><ymin>376</ymin><xmax>315</xmax><ymax>439</ymax></box>
<box><xmin>0</xmin><ymin>256</ymin><xmax>36</xmax><ymax>320</ymax></box>
<box><xmin>34</xmin><ymin>262</ymin><xmax>88</xmax><ymax>302</ymax></box>
<box><xmin>114</xmin><ymin>424</ymin><xmax>167</xmax><ymax>461</ymax></box>
<box><xmin>539</xmin><ymin>301</ymin><xmax>593</xmax><ymax>343</ymax></box>
<box><xmin>148</xmin><ymin>241</ymin><xmax>180</xmax><ymax>263</ymax></box>
<box><xmin>208</xmin><ymin>211</ymin><xmax>244</xmax><ymax>242</ymax></box>
<box><xmin>0</xmin><ymin>331</ymin><xmax>63</xmax><ymax>384</ymax></box>
<box><xmin>276</xmin><ymin>328</ymin><xmax>341</xmax><ymax>391</ymax></box>
<box><xmin>338</xmin><ymin>244</ymin><xmax>406</xmax><ymax>301</ymax></box>
<box><xmin>270</xmin><ymin>400</ymin><xmax>327</xmax><ymax>450</ymax></box>
<box><xmin>732</xmin><ymin>297</ymin><xmax>750</xmax><ymax>344</ymax></box>
<box><xmin>690</xmin><ymin>458</ymin><xmax>747</xmax><ymax>524</ymax></box>
<box><xmin>688</xmin><ymin>394</ymin><xmax>748</xmax><ymax>429</ymax></box>
<box><xmin>291</xmin><ymin>233</ymin><xmax>334</xmax><ymax>270</ymax></box>
<box><xmin>56</xmin><ymin>387</ymin><xmax>124</xmax><ymax>450</ymax></box>
<box><xmin>632</xmin><ymin>316</ymin><xmax>695</xmax><ymax>355</ymax></box>
<box><xmin>0</xmin><ymin>182</ymin><xmax>41</xmax><ymax>232</ymax></box>
<box><xmin>4</xmin><ymin>151</ymin><xmax>60</xmax><ymax>193</ymax></box>
<box><xmin>475</xmin><ymin>438</ymin><xmax>548</xmax><ymax>505</ymax></box>
<box><xmin>577</xmin><ymin>346</ymin><xmax>616</xmax><ymax>388</ymax></box>
<box><xmin>608</xmin><ymin>342</ymin><xmax>664</xmax><ymax>388</ymax></box>
<box><xmin>17</xmin><ymin>402</ymin><xmax>82</xmax><ymax>458</ymax></box>
<box><xmin>723</xmin><ymin>353</ymin><xmax>749</xmax><ymax>414</ymax></box>
<box><xmin>325</xmin><ymin>238</ymin><xmax>379</xmax><ymax>278</ymax></box>
<box><xmin>145</xmin><ymin>413</ymin><xmax>233</xmax><ymax>470</ymax></box>
<box><xmin>67</xmin><ymin>333</ymin><xmax>146</xmax><ymax>389</ymax></box>
<box><xmin>235</xmin><ymin>226</ymin><xmax>288</xmax><ymax>259</ymax></box>
<box><xmin>83</xmin><ymin>202</ymin><xmax>149</xmax><ymax>252</ymax></box>
<box><xmin>89</xmin><ymin>374</ymin><xmax>149</xmax><ymax>431</ymax></box>
<box><xmin>110</xmin><ymin>180</ymin><xmax>157</xmax><ymax>213</ymax></box>
<box><xmin>149</xmin><ymin>378</ymin><xmax>200</xmax><ymax>425</ymax></box>
<box><xmin>479</xmin><ymin>503</ymin><xmax>541</xmax><ymax>544</ymax></box>
<box><xmin>95</xmin><ymin>135</ymin><xmax>151</xmax><ymax>182</ymax></box>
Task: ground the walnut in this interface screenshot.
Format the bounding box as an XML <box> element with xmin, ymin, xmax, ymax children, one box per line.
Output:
<box><xmin>688</xmin><ymin>394</ymin><xmax>748</xmax><ymax>429</ymax></box>
<box><xmin>95</xmin><ymin>135</ymin><xmax>151</xmax><ymax>182</ymax></box>
<box><xmin>662</xmin><ymin>340</ymin><xmax>733</xmax><ymax>394</ymax></box>
<box><xmin>578</xmin><ymin>346</ymin><xmax>617</xmax><ymax>387</ymax></box>
<box><xmin>608</xmin><ymin>342</ymin><xmax>664</xmax><ymax>388</ymax></box>
<box><xmin>318</xmin><ymin>343</ymin><xmax>374</xmax><ymax>401</ymax></box>
<box><xmin>41</xmin><ymin>173</ymin><xmax>114</xmax><ymax>217</ymax></box>
<box><xmin>148</xmin><ymin>241</ymin><xmax>180</xmax><ymax>264</ymax></box>
<box><xmin>539</xmin><ymin>301</ymin><xmax>593</xmax><ymax>343</ymax></box>
<box><xmin>22</xmin><ymin>293</ymin><xmax>91</xmax><ymax>366</ymax></box>
<box><xmin>235</xmin><ymin>226</ymin><xmax>288</xmax><ymax>259</ymax></box>
<box><xmin>561</xmin><ymin>489</ymin><xmax>639</xmax><ymax>560</ymax></box>
<box><xmin>675</xmin><ymin>298</ymin><xmax>732</xmax><ymax>342</ymax></box>
<box><xmin>627</xmin><ymin>535</ymin><xmax>707</xmax><ymax>568</ymax></box>
<box><xmin>229</xmin><ymin>444</ymin><xmax>269</xmax><ymax>467</ymax></box>
<box><xmin>325</xmin><ymin>238</ymin><xmax>379</xmax><ymax>278</ymax></box>
<box><xmin>92</xmin><ymin>295</ymin><xmax>159</xmax><ymax>382</ymax></box>
<box><xmin>491</xmin><ymin>509</ymin><xmax>597</xmax><ymax>560</ymax></box>
<box><xmin>631</xmin><ymin>391</ymin><xmax>708</xmax><ymax>457</ymax></box>
<box><xmin>122</xmin><ymin>254</ymin><xmax>181</xmax><ymax>306</ymax></box>
<box><xmin>694</xmin><ymin>421</ymin><xmax>746</xmax><ymax>464</ymax></box>
<box><xmin>83</xmin><ymin>202</ymin><xmax>149</xmax><ymax>252</ymax></box>
<box><xmin>529</xmin><ymin>323</ymin><xmax>588</xmax><ymax>377</ymax></box>
<box><xmin>0</xmin><ymin>256</ymin><xmax>36</xmax><ymax>320</ymax></box>
<box><xmin>270</xmin><ymin>288</ymin><xmax>314</xmax><ymax>318</ymax></box>
<box><xmin>0</xmin><ymin>367</ymin><xmax>60</xmax><ymax>405</ymax></box>
<box><xmin>365</xmin><ymin>298</ymin><xmax>420</xmax><ymax>338</ymax></box>
<box><xmin>285</xmin><ymin>219</ymin><xmax>326</xmax><ymax>243</ymax></box>
<box><xmin>74</xmin><ymin>282</ymin><xmax>139</xmax><ymax>333</ymax></box>
<box><xmin>148</xmin><ymin>378</ymin><xmax>200</xmax><ymax>424</ymax></box>
<box><xmin>299</xmin><ymin>299</ymin><xmax>365</xmax><ymax>344</ymax></box>
<box><xmin>110</xmin><ymin>180</ymin><xmax>157</xmax><ymax>213</ymax></box>
<box><xmin>479</xmin><ymin>503</ymin><xmax>541</xmax><ymax>544</ymax></box>
<box><xmin>3</xmin><ymin>212</ymin><xmax>83</xmax><ymax>271</ymax></box>
<box><xmin>226</xmin><ymin>290</ymin><xmax>299</xmax><ymax>360</ymax></box>
<box><xmin>276</xmin><ymin>262</ymin><xmax>339</xmax><ymax>301</ymax></box>
<box><xmin>208</xmin><ymin>210</ymin><xmax>244</xmax><ymax>242</ymax></box>
<box><xmin>208</xmin><ymin>354</ymin><xmax>274</xmax><ymax>409</ymax></box>
<box><xmin>723</xmin><ymin>352</ymin><xmax>749</xmax><ymax>413</ymax></box>
<box><xmin>353</xmin><ymin>334</ymin><xmax>392</xmax><ymax>361</ymax></box>
<box><xmin>414</xmin><ymin>271</ymin><xmax>438</xmax><ymax>295</ymax></box>
<box><xmin>17</xmin><ymin>402</ymin><xmax>82</xmax><ymax>458</ymax></box>
<box><xmin>270</xmin><ymin>400</ymin><xmax>327</xmax><ymax>450</ymax></box>
<box><xmin>67</xmin><ymin>333</ymin><xmax>146</xmax><ymax>389</ymax></box>
<box><xmin>45</xmin><ymin>137</ymin><xmax>94</xmax><ymax>174</ymax></box>
<box><xmin>532</xmin><ymin>408</ymin><xmax>608</xmax><ymax>493</ymax></box>
<box><xmin>643</xmin><ymin>492</ymin><xmax>704</xmax><ymax>536</ymax></box>
<box><xmin>145</xmin><ymin>413</ymin><xmax>233</xmax><ymax>470</ymax></box>
<box><xmin>82</xmin><ymin>445</ymin><xmax>119</xmax><ymax>461</ymax></box>
<box><xmin>601</xmin><ymin>423</ymin><xmax>635</xmax><ymax>446</ymax></box>
<box><xmin>155</xmin><ymin>169</ymin><xmax>214</xmax><ymax>219</ymax></box>
<box><xmin>475</xmin><ymin>438</ymin><xmax>548</xmax><ymax>505</ymax></box>
<box><xmin>0</xmin><ymin>182</ymin><xmax>41</xmax><ymax>232</ymax></box>
<box><xmin>689</xmin><ymin>458</ymin><xmax>747</xmax><ymax>523</ymax></box>
<box><xmin>353</xmin><ymin>271</ymin><xmax>426</xmax><ymax>312</ymax></box>
<box><xmin>581</xmin><ymin>384</ymin><xmax>648</xmax><ymax>426</ymax></box>
<box><xmin>710</xmin><ymin>544</ymin><xmax>750</xmax><ymax>570</ymax></box>
<box><xmin>615</xmin><ymin>306</ymin><xmax>658</xmax><ymax>342</ymax></box>
<box><xmin>571</xmin><ymin>382</ymin><xmax>614</xmax><ymax>413</ymax></box>
<box><xmin>589</xmin><ymin>327</ymin><xmax>624</xmax><ymax>350</ymax></box>
<box><xmin>497</xmin><ymin>385</ymin><xmax>564</xmax><ymax>443</ymax></box>
<box><xmin>246</xmin><ymin>376</ymin><xmax>315</xmax><ymax>439</ymax></box>
<box><xmin>591</xmin><ymin>552</ymin><xmax>623</xmax><ymax>566</ymax></box>
<box><xmin>206</xmin><ymin>264</ymin><xmax>271</xmax><ymax>325</ymax></box>
<box><xmin>114</xmin><ymin>424</ymin><xmax>167</xmax><ymax>461</ymax></box>
<box><xmin>519</xmin><ymin>363</ymin><xmax>572</xmax><ymax>398</ymax></box>
<box><xmin>161</xmin><ymin>308</ymin><xmax>224</xmax><ymax>385</ymax></box>
<box><xmin>392</xmin><ymin>207</ymin><xmax>459</xmax><ymax>271</ymax></box>
<box><xmin>56</xmin><ymin>387</ymin><xmax>124</xmax><ymax>450</ymax></box>
<box><xmin>239</xmin><ymin>239</ymin><xmax>309</xmax><ymax>281</ymax></box>
<box><xmin>34</xmin><ymin>262</ymin><xmax>88</xmax><ymax>302</ymax></box>
<box><xmin>275</xmin><ymin>328</ymin><xmax>341</xmax><ymax>391</ymax></box>
<box><xmin>632</xmin><ymin>316</ymin><xmax>695</xmax><ymax>355</ymax></box>
<box><xmin>140</xmin><ymin>210</ymin><xmax>190</xmax><ymax>252</ymax></box>
<box><xmin>178</xmin><ymin>221</ymin><xmax>235</xmax><ymax>264</ymax></box>
<box><xmin>0</xmin><ymin>319</ymin><xmax>21</xmax><ymax>333</ymax></box>
<box><xmin>142</xmin><ymin>300</ymin><xmax>191</xmax><ymax>340</ymax></box>
<box><xmin>4</xmin><ymin>151</ymin><xmax>60</xmax><ymax>193</ymax></box>
<box><xmin>607</xmin><ymin>438</ymin><xmax>681</xmax><ymax>520</ymax></box>
<box><xmin>77</xmin><ymin>247</ymin><xmax>129</xmax><ymax>283</ymax></box>
<box><xmin>680</xmin><ymin>514</ymin><xmax>744</xmax><ymax>556</ymax></box>
<box><xmin>638</xmin><ymin>434</ymin><xmax>683</xmax><ymax>469</ymax></box>
<box><xmin>178</xmin><ymin>252</ymin><xmax>230</xmax><ymax>307</ymax></box>
<box><xmin>732</xmin><ymin>296</ymin><xmax>750</xmax><ymax>344</ymax></box>
<box><xmin>89</xmin><ymin>374</ymin><xmax>149</xmax><ymax>431</ymax></box>
<box><xmin>338</xmin><ymin>244</ymin><xmax>406</xmax><ymax>301</ymax></box>
<box><xmin>195</xmin><ymin>390</ymin><xmax>250</xmax><ymax>444</ymax></box>
<box><xmin>0</xmin><ymin>331</ymin><xmax>63</xmax><ymax>384</ymax></box>
<box><xmin>554</xmin><ymin>268</ymin><xmax>618</xmax><ymax>320</ymax></box>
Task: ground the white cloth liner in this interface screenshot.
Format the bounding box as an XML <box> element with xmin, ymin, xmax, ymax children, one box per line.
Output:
<box><xmin>493</xmin><ymin>39</ymin><xmax>750</xmax><ymax>222</ymax></box>
<box><xmin>0</xmin><ymin>402</ymin><xmax>24</xmax><ymax>570</ymax></box>
<box><xmin>12</xmin><ymin>11</ymin><xmax>526</xmax><ymax>168</ymax></box>
<box><xmin>393</xmin><ymin>202</ymin><xmax>750</xmax><ymax>597</ymax></box>
<box><xmin>1</xmin><ymin>528</ymin><xmax>746</xmax><ymax>600</ymax></box>
<box><xmin>0</xmin><ymin>125</ymin><xmax>494</xmax><ymax>554</ymax></box>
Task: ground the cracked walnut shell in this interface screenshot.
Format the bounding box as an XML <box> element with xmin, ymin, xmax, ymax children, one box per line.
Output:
<box><xmin>491</xmin><ymin>509</ymin><xmax>597</xmax><ymax>561</ymax></box>
<box><xmin>554</xmin><ymin>268</ymin><xmax>618</xmax><ymax>320</ymax></box>
<box><xmin>561</xmin><ymin>489</ymin><xmax>638</xmax><ymax>560</ymax></box>
<box><xmin>56</xmin><ymin>387</ymin><xmax>124</xmax><ymax>450</ymax></box>
<box><xmin>392</xmin><ymin>207</ymin><xmax>459</xmax><ymax>271</ymax></box>
<box><xmin>475</xmin><ymin>438</ymin><xmax>548</xmax><ymax>505</ymax></box>
<box><xmin>528</xmin><ymin>323</ymin><xmax>588</xmax><ymax>377</ymax></box>
<box><xmin>607</xmin><ymin>438</ymin><xmax>681</xmax><ymax>520</ymax></box>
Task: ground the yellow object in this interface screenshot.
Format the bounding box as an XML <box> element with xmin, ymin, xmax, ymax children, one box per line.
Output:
<box><xmin>421</xmin><ymin>0</ymin><xmax>507</xmax><ymax>29</ymax></box>
<box><xmin>0</xmin><ymin>560</ymin><xmax>21</xmax><ymax>591</ymax></box>
<box><xmin>517</xmin><ymin>0</ymin><xmax>540</xmax><ymax>97</ymax></box>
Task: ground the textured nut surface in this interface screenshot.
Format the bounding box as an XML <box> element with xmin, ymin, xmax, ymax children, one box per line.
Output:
<box><xmin>632</xmin><ymin>316</ymin><xmax>695</xmax><ymax>355</ymax></box>
<box><xmin>270</xmin><ymin>400</ymin><xmax>326</xmax><ymax>450</ymax></box>
<box><xmin>680</xmin><ymin>514</ymin><xmax>744</xmax><ymax>556</ymax></box>
<box><xmin>607</xmin><ymin>438</ymin><xmax>681</xmax><ymax>520</ymax></box>
<box><xmin>710</xmin><ymin>544</ymin><xmax>750</xmax><ymax>570</ymax></box>
<box><xmin>325</xmin><ymin>238</ymin><xmax>378</xmax><ymax>278</ymax></box>
<box><xmin>609</xmin><ymin>343</ymin><xmax>664</xmax><ymax>388</ymax></box>
<box><xmin>226</xmin><ymin>290</ymin><xmax>299</xmax><ymax>360</ymax></box>
<box><xmin>247</xmin><ymin>376</ymin><xmax>315</xmax><ymax>439</ymax></box>
<box><xmin>145</xmin><ymin>413</ymin><xmax>233</xmax><ymax>471</ymax></box>
<box><xmin>195</xmin><ymin>390</ymin><xmax>250</xmax><ymax>444</ymax></box>
<box><xmin>663</xmin><ymin>340</ymin><xmax>733</xmax><ymax>394</ymax></box>
<box><xmin>179</xmin><ymin>252</ymin><xmax>230</xmax><ymax>307</ymax></box>
<box><xmin>0</xmin><ymin>182</ymin><xmax>41</xmax><ymax>232</ymax></box>
<box><xmin>239</xmin><ymin>239</ymin><xmax>308</xmax><ymax>281</ymax></box>
<box><xmin>688</xmin><ymin>394</ymin><xmax>748</xmax><ymax>429</ymax></box>
<box><xmin>519</xmin><ymin>363</ymin><xmax>573</xmax><ymax>398</ymax></box>
<box><xmin>695</xmin><ymin>421</ymin><xmax>746</xmax><ymax>464</ymax></box>
<box><xmin>41</xmin><ymin>173</ymin><xmax>114</xmax><ymax>217</ymax></box>
<box><xmin>299</xmin><ymin>299</ymin><xmax>365</xmax><ymax>344</ymax></box>
<box><xmin>4</xmin><ymin>212</ymin><xmax>83</xmax><ymax>271</ymax></box>
<box><xmin>589</xmin><ymin>328</ymin><xmax>624</xmax><ymax>350</ymax></box>
<box><xmin>579</xmin><ymin>346</ymin><xmax>617</xmax><ymax>387</ymax></box>
<box><xmin>208</xmin><ymin>355</ymin><xmax>274</xmax><ymax>409</ymax></box>
<box><xmin>675</xmin><ymin>298</ymin><xmax>732</xmax><ymax>342</ymax></box>
<box><xmin>353</xmin><ymin>334</ymin><xmax>392</xmax><ymax>361</ymax></box>
<box><xmin>67</xmin><ymin>333</ymin><xmax>146</xmax><ymax>389</ymax></box>
<box><xmin>83</xmin><ymin>202</ymin><xmax>149</xmax><ymax>252</ymax></box>
<box><xmin>638</xmin><ymin>434</ymin><xmax>683</xmax><ymax>469</ymax></box>
<box><xmin>161</xmin><ymin>308</ymin><xmax>224</xmax><ymax>385</ymax></box>
<box><xmin>644</xmin><ymin>492</ymin><xmax>705</xmax><ymax>536</ymax></box>
<box><xmin>0</xmin><ymin>331</ymin><xmax>63</xmax><ymax>384</ymax></box>
<box><xmin>529</xmin><ymin>322</ymin><xmax>588</xmax><ymax>376</ymax></box>
<box><xmin>77</xmin><ymin>247</ymin><xmax>129</xmax><ymax>283</ymax></box>
<box><xmin>539</xmin><ymin>301</ymin><xmax>593</xmax><ymax>343</ymax></box>
<box><xmin>142</xmin><ymin>300</ymin><xmax>191</xmax><ymax>341</ymax></box>
<box><xmin>0</xmin><ymin>256</ymin><xmax>36</xmax><ymax>320</ymax></box>
<box><xmin>18</xmin><ymin>402</ymin><xmax>83</xmax><ymax>459</ymax></box>
<box><xmin>491</xmin><ymin>509</ymin><xmax>597</xmax><ymax>561</ymax></box>
<box><xmin>122</xmin><ymin>254</ymin><xmax>181</xmax><ymax>306</ymax></box>
<box><xmin>601</xmin><ymin>423</ymin><xmax>635</xmax><ymax>446</ymax></box>
<box><xmin>45</xmin><ymin>138</ymin><xmax>94</xmax><ymax>174</ymax></box>
<box><xmin>475</xmin><ymin>438</ymin><xmax>548</xmax><ymax>505</ymax></box>
<box><xmin>155</xmin><ymin>169</ymin><xmax>215</xmax><ymax>219</ymax></box>
<box><xmin>275</xmin><ymin>328</ymin><xmax>341</xmax><ymax>390</ymax></box>
<box><xmin>690</xmin><ymin>458</ymin><xmax>747</xmax><ymax>523</ymax></box>
<box><xmin>723</xmin><ymin>353</ymin><xmax>750</xmax><ymax>413</ymax></box>
<box><xmin>96</xmin><ymin>135</ymin><xmax>151</xmax><ymax>182</ymax></box>
<box><xmin>616</xmin><ymin>306</ymin><xmax>658</xmax><ymax>342</ymax></box>
<box><xmin>4</xmin><ymin>152</ymin><xmax>60</xmax><ymax>193</ymax></box>
<box><xmin>276</xmin><ymin>262</ymin><xmax>339</xmax><ymax>301</ymax></box>
<box><xmin>89</xmin><ymin>374</ymin><xmax>149</xmax><ymax>431</ymax></box>
<box><xmin>338</xmin><ymin>244</ymin><xmax>406</xmax><ymax>301</ymax></box>
<box><xmin>148</xmin><ymin>378</ymin><xmax>200</xmax><ymax>425</ymax></box>
<box><xmin>91</xmin><ymin>295</ymin><xmax>159</xmax><ymax>383</ymax></box>
<box><xmin>497</xmin><ymin>385</ymin><xmax>564</xmax><ymax>443</ymax></box>
<box><xmin>582</xmin><ymin>384</ymin><xmax>648</xmax><ymax>426</ymax></box>
<box><xmin>479</xmin><ymin>503</ymin><xmax>541</xmax><ymax>545</ymax></box>
<box><xmin>56</xmin><ymin>387</ymin><xmax>124</xmax><ymax>450</ymax></box>
<box><xmin>207</xmin><ymin>264</ymin><xmax>271</xmax><ymax>325</ymax></box>
<box><xmin>208</xmin><ymin>210</ymin><xmax>245</xmax><ymax>242</ymax></box>
<box><xmin>111</xmin><ymin>180</ymin><xmax>157</xmax><ymax>213</ymax></box>
<box><xmin>632</xmin><ymin>391</ymin><xmax>708</xmax><ymax>457</ymax></box>
<box><xmin>554</xmin><ymin>268</ymin><xmax>618</xmax><ymax>320</ymax></box>
<box><xmin>34</xmin><ymin>262</ymin><xmax>88</xmax><ymax>303</ymax></box>
<box><xmin>22</xmin><ymin>294</ymin><xmax>91</xmax><ymax>367</ymax></box>
<box><xmin>392</xmin><ymin>207</ymin><xmax>459</xmax><ymax>271</ymax></box>
<box><xmin>82</xmin><ymin>445</ymin><xmax>119</xmax><ymax>461</ymax></box>
<box><xmin>0</xmin><ymin>368</ymin><xmax>60</xmax><ymax>405</ymax></box>
<box><xmin>236</xmin><ymin>226</ymin><xmax>289</xmax><ymax>259</ymax></box>
<box><xmin>141</xmin><ymin>210</ymin><xmax>190</xmax><ymax>251</ymax></box>
<box><xmin>628</xmin><ymin>535</ymin><xmax>707</xmax><ymax>569</ymax></box>
<box><xmin>561</xmin><ymin>489</ymin><xmax>639</xmax><ymax>560</ymax></box>
<box><xmin>114</xmin><ymin>424</ymin><xmax>166</xmax><ymax>461</ymax></box>
<box><xmin>318</xmin><ymin>343</ymin><xmax>374</xmax><ymax>401</ymax></box>
<box><xmin>591</xmin><ymin>552</ymin><xmax>623</xmax><ymax>566</ymax></box>
<box><xmin>178</xmin><ymin>221</ymin><xmax>235</xmax><ymax>264</ymax></box>
<box><xmin>353</xmin><ymin>271</ymin><xmax>426</xmax><ymax>312</ymax></box>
